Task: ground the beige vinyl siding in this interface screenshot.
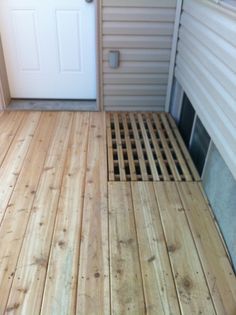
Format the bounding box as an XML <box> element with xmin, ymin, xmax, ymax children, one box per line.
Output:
<box><xmin>102</xmin><ymin>0</ymin><xmax>177</xmax><ymax>111</ymax></box>
<box><xmin>175</xmin><ymin>0</ymin><xmax>236</xmax><ymax>179</ymax></box>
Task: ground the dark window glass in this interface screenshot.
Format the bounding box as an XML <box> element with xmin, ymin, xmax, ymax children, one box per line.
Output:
<box><xmin>178</xmin><ymin>94</ymin><xmax>195</xmax><ymax>146</ymax></box>
<box><xmin>189</xmin><ymin>117</ymin><xmax>210</xmax><ymax>175</ymax></box>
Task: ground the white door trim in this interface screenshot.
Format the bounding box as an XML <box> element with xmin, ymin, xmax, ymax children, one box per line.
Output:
<box><xmin>0</xmin><ymin>0</ymin><xmax>102</xmax><ymax>111</ymax></box>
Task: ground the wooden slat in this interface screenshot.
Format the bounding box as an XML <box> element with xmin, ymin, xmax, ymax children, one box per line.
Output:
<box><xmin>146</xmin><ymin>115</ymin><xmax>170</xmax><ymax>181</ymax></box>
<box><xmin>160</xmin><ymin>113</ymin><xmax>193</xmax><ymax>181</ymax></box>
<box><xmin>113</xmin><ymin>113</ymin><xmax>126</xmax><ymax>181</ymax></box>
<box><xmin>138</xmin><ymin>114</ymin><xmax>159</xmax><ymax>181</ymax></box>
<box><xmin>130</xmin><ymin>113</ymin><xmax>148</xmax><ymax>181</ymax></box>
<box><xmin>177</xmin><ymin>182</ymin><xmax>236</xmax><ymax>315</ymax></box>
<box><xmin>152</xmin><ymin>114</ymin><xmax>181</xmax><ymax>181</ymax></box>
<box><xmin>0</xmin><ymin>112</ymin><xmax>57</xmax><ymax>314</ymax></box>
<box><xmin>131</xmin><ymin>182</ymin><xmax>181</xmax><ymax>315</ymax></box>
<box><xmin>122</xmin><ymin>114</ymin><xmax>137</xmax><ymax>181</ymax></box>
<box><xmin>106</xmin><ymin>113</ymin><xmax>115</xmax><ymax>181</ymax></box>
<box><xmin>41</xmin><ymin>113</ymin><xmax>89</xmax><ymax>314</ymax></box>
<box><xmin>154</xmin><ymin>182</ymin><xmax>216</xmax><ymax>315</ymax></box>
<box><xmin>0</xmin><ymin>112</ymin><xmax>24</xmax><ymax>167</ymax></box>
<box><xmin>167</xmin><ymin>114</ymin><xmax>200</xmax><ymax>181</ymax></box>
<box><xmin>0</xmin><ymin>112</ymin><xmax>41</xmax><ymax>225</ymax></box>
<box><xmin>5</xmin><ymin>112</ymin><xmax>73</xmax><ymax>314</ymax></box>
<box><xmin>76</xmin><ymin>113</ymin><xmax>109</xmax><ymax>315</ymax></box>
<box><xmin>109</xmin><ymin>182</ymin><xmax>145</xmax><ymax>314</ymax></box>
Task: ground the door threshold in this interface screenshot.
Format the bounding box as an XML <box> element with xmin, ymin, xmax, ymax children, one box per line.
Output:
<box><xmin>6</xmin><ymin>99</ymin><xmax>98</xmax><ymax>112</ymax></box>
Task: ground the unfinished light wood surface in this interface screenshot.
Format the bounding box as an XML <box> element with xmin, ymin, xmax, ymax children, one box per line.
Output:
<box><xmin>107</xmin><ymin>112</ymin><xmax>199</xmax><ymax>181</ymax></box>
<box><xmin>0</xmin><ymin>111</ymin><xmax>235</xmax><ymax>315</ymax></box>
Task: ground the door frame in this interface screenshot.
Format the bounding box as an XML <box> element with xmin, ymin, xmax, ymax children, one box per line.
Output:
<box><xmin>0</xmin><ymin>0</ymin><xmax>102</xmax><ymax>111</ymax></box>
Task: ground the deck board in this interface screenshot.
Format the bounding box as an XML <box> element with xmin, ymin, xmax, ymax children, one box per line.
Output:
<box><xmin>131</xmin><ymin>182</ymin><xmax>181</xmax><ymax>315</ymax></box>
<box><xmin>5</xmin><ymin>112</ymin><xmax>73</xmax><ymax>314</ymax></box>
<box><xmin>76</xmin><ymin>113</ymin><xmax>110</xmax><ymax>315</ymax></box>
<box><xmin>154</xmin><ymin>182</ymin><xmax>216</xmax><ymax>315</ymax></box>
<box><xmin>109</xmin><ymin>182</ymin><xmax>145</xmax><ymax>314</ymax></box>
<box><xmin>0</xmin><ymin>112</ymin><xmax>57</xmax><ymax>314</ymax></box>
<box><xmin>41</xmin><ymin>113</ymin><xmax>89</xmax><ymax>314</ymax></box>
<box><xmin>0</xmin><ymin>111</ymin><xmax>234</xmax><ymax>315</ymax></box>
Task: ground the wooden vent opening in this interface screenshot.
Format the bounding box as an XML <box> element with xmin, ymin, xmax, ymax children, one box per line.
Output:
<box><xmin>107</xmin><ymin>112</ymin><xmax>200</xmax><ymax>182</ymax></box>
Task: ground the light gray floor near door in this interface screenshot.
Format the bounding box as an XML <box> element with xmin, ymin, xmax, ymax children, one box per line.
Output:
<box><xmin>6</xmin><ymin>99</ymin><xmax>97</xmax><ymax>111</ymax></box>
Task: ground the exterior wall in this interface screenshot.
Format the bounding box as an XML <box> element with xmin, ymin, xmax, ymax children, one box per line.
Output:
<box><xmin>175</xmin><ymin>0</ymin><xmax>236</xmax><ymax>180</ymax></box>
<box><xmin>202</xmin><ymin>143</ymin><xmax>236</xmax><ymax>271</ymax></box>
<box><xmin>102</xmin><ymin>0</ymin><xmax>177</xmax><ymax>111</ymax></box>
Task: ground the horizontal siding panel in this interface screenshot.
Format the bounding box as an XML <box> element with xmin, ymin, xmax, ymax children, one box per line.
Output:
<box><xmin>105</xmin><ymin>105</ymin><xmax>164</xmax><ymax>112</ymax></box>
<box><xmin>103</xmin><ymin>61</ymin><xmax>169</xmax><ymax>74</ymax></box>
<box><xmin>104</xmin><ymin>85</ymin><xmax>167</xmax><ymax>96</ymax></box>
<box><xmin>175</xmin><ymin>66</ymin><xmax>236</xmax><ymax>179</ymax></box>
<box><xmin>103</xmin><ymin>35</ymin><xmax>172</xmax><ymax>49</ymax></box>
<box><xmin>103</xmin><ymin>22</ymin><xmax>174</xmax><ymax>36</ymax></box>
<box><xmin>102</xmin><ymin>1</ymin><xmax>176</xmax><ymax>111</ymax></box>
<box><xmin>103</xmin><ymin>0</ymin><xmax>176</xmax><ymax>8</ymax></box>
<box><xmin>183</xmin><ymin>0</ymin><xmax>236</xmax><ymax>47</ymax></box>
<box><xmin>176</xmin><ymin>0</ymin><xmax>236</xmax><ymax>179</ymax></box>
<box><xmin>178</xmin><ymin>27</ymin><xmax>236</xmax><ymax>100</ymax></box>
<box><xmin>104</xmin><ymin>96</ymin><xmax>165</xmax><ymax>107</ymax></box>
<box><xmin>177</xmin><ymin>44</ymin><xmax>236</xmax><ymax>126</ymax></box>
<box><xmin>103</xmin><ymin>7</ymin><xmax>176</xmax><ymax>22</ymax></box>
<box><xmin>103</xmin><ymin>74</ymin><xmax>169</xmax><ymax>85</ymax></box>
<box><xmin>180</xmin><ymin>12</ymin><xmax>236</xmax><ymax>73</ymax></box>
<box><xmin>103</xmin><ymin>49</ymin><xmax>171</xmax><ymax>62</ymax></box>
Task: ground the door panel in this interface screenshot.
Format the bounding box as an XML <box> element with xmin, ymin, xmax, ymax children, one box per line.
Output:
<box><xmin>0</xmin><ymin>0</ymin><xmax>96</xmax><ymax>99</ymax></box>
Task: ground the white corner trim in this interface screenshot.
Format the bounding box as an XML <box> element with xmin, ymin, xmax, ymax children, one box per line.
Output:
<box><xmin>165</xmin><ymin>0</ymin><xmax>183</xmax><ymax>112</ymax></box>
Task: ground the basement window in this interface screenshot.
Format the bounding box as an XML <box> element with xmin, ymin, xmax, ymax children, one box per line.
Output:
<box><xmin>189</xmin><ymin>117</ymin><xmax>211</xmax><ymax>176</ymax></box>
<box><xmin>178</xmin><ymin>94</ymin><xmax>195</xmax><ymax>147</ymax></box>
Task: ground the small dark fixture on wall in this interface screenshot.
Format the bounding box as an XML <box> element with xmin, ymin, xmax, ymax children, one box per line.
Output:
<box><xmin>108</xmin><ymin>50</ymin><xmax>120</xmax><ymax>69</ymax></box>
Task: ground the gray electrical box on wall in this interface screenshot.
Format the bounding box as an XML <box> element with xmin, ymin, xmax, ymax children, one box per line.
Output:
<box><xmin>108</xmin><ymin>50</ymin><xmax>120</xmax><ymax>69</ymax></box>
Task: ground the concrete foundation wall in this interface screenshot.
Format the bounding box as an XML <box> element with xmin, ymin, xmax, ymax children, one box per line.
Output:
<box><xmin>202</xmin><ymin>143</ymin><xmax>236</xmax><ymax>271</ymax></box>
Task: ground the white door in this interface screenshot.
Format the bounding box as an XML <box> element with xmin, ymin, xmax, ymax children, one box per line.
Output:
<box><xmin>0</xmin><ymin>0</ymin><xmax>96</xmax><ymax>99</ymax></box>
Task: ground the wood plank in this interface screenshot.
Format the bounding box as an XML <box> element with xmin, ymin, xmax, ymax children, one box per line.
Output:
<box><xmin>146</xmin><ymin>115</ymin><xmax>170</xmax><ymax>181</ymax></box>
<box><xmin>76</xmin><ymin>113</ymin><xmax>109</xmax><ymax>315</ymax></box>
<box><xmin>41</xmin><ymin>113</ymin><xmax>89</xmax><ymax>315</ymax></box>
<box><xmin>152</xmin><ymin>114</ymin><xmax>181</xmax><ymax>181</ymax></box>
<box><xmin>5</xmin><ymin>112</ymin><xmax>73</xmax><ymax>314</ymax></box>
<box><xmin>0</xmin><ymin>112</ymin><xmax>25</xmax><ymax>167</ymax></box>
<box><xmin>130</xmin><ymin>113</ymin><xmax>148</xmax><ymax>181</ymax></box>
<box><xmin>160</xmin><ymin>113</ymin><xmax>192</xmax><ymax>181</ymax></box>
<box><xmin>113</xmin><ymin>113</ymin><xmax>126</xmax><ymax>181</ymax></box>
<box><xmin>131</xmin><ymin>182</ymin><xmax>180</xmax><ymax>315</ymax></box>
<box><xmin>0</xmin><ymin>112</ymin><xmax>41</xmax><ymax>225</ymax></box>
<box><xmin>109</xmin><ymin>182</ymin><xmax>145</xmax><ymax>314</ymax></box>
<box><xmin>153</xmin><ymin>182</ymin><xmax>216</xmax><ymax>315</ymax></box>
<box><xmin>167</xmin><ymin>114</ymin><xmax>200</xmax><ymax>181</ymax></box>
<box><xmin>0</xmin><ymin>112</ymin><xmax>57</xmax><ymax>314</ymax></box>
<box><xmin>177</xmin><ymin>182</ymin><xmax>236</xmax><ymax>315</ymax></box>
<box><xmin>106</xmin><ymin>113</ymin><xmax>115</xmax><ymax>181</ymax></box>
<box><xmin>122</xmin><ymin>114</ymin><xmax>137</xmax><ymax>181</ymax></box>
<box><xmin>138</xmin><ymin>114</ymin><xmax>159</xmax><ymax>180</ymax></box>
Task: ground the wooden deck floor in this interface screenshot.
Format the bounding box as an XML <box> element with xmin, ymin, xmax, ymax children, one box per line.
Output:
<box><xmin>0</xmin><ymin>111</ymin><xmax>235</xmax><ymax>315</ymax></box>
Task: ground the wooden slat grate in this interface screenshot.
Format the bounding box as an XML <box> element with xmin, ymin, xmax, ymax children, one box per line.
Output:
<box><xmin>107</xmin><ymin>112</ymin><xmax>200</xmax><ymax>182</ymax></box>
